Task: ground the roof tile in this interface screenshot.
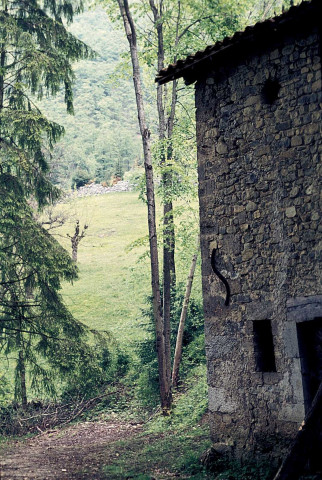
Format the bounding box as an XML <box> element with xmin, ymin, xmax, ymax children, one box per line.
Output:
<box><xmin>156</xmin><ymin>0</ymin><xmax>320</xmax><ymax>85</ymax></box>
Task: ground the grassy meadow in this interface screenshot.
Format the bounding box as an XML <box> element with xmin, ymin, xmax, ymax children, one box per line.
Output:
<box><xmin>53</xmin><ymin>192</ymin><xmax>151</xmax><ymax>346</ymax></box>
<box><xmin>0</xmin><ymin>189</ymin><xmax>202</xmax><ymax>402</ymax></box>
<box><xmin>0</xmin><ymin>191</ymin><xmax>149</xmax><ymax>400</ymax></box>
<box><xmin>52</xmin><ymin>190</ymin><xmax>202</xmax><ymax>350</ymax></box>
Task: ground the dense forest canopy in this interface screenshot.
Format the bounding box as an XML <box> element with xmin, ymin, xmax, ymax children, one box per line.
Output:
<box><xmin>41</xmin><ymin>8</ymin><xmax>142</xmax><ymax>189</ymax></box>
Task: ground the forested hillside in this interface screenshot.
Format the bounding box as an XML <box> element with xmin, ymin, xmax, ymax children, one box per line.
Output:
<box><xmin>41</xmin><ymin>8</ymin><xmax>142</xmax><ymax>189</ymax></box>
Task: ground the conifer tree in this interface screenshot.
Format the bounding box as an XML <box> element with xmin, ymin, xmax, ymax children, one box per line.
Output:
<box><xmin>0</xmin><ymin>0</ymin><xmax>98</xmax><ymax>404</ymax></box>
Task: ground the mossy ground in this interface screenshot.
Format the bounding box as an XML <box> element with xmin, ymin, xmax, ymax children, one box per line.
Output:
<box><xmin>102</xmin><ymin>425</ymin><xmax>212</xmax><ymax>479</ymax></box>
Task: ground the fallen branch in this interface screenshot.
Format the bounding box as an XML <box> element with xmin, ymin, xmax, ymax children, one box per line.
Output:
<box><xmin>0</xmin><ymin>390</ymin><xmax>117</xmax><ymax>436</ymax></box>
<box><xmin>273</xmin><ymin>381</ymin><xmax>322</xmax><ymax>480</ymax></box>
<box><xmin>59</xmin><ymin>391</ymin><xmax>117</xmax><ymax>427</ymax></box>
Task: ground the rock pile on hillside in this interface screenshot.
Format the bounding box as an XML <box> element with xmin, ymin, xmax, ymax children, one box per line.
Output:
<box><xmin>71</xmin><ymin>181</ymin><xmax>132</xmax><ymax>198</ymax></box>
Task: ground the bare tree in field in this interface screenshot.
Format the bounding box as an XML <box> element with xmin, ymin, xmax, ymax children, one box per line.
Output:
<box><xmin>117</xmin><ymin>0</ymin><xmax>171</xmax><ymax>413</ymax></box>
<box><xmin>67</xmin><ymin>221</ymin><xmax>88</xmax><ymax>262</ymax></box>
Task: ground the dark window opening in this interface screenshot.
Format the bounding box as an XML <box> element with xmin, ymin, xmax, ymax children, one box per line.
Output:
<box><xmin>262</xmin><ymin>78</ymin><xmax>281</xmax><ymax>104</ymax></box>
<box><xmin>253</xmin><ymin>320</ymin><xmax>277</xmax><ymax>372</ymax></box>
<box><xmin>297</xmin><ymin>317</ymin><xmax>322</xmax><ymax>413</ymax></box>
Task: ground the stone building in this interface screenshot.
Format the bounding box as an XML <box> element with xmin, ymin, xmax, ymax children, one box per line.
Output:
<box><xmin>157</xmin><ymin>0</ymin><xmax>321</xmax><ymax>462</ymax></box>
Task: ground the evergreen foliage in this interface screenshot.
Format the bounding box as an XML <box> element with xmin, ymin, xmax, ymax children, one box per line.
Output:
<box><xmin>0</xmin><ymin>0</ymin><xmax>118</xmax><ymax>405</ymax></box>
<box><xmin>71</xmin><ymin>168</ymin><xmax>91</xmax><ymax>188</ymax></box>
<box><xmin>0</xmin><ymin>0</ymin><xmax>91</xmax><ymax>203</ymax></box>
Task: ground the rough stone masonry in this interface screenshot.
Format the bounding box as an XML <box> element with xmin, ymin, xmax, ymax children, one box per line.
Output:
<box><xmin>156</xmin><ymin>0</ymin><xmax>321</xmax><ymax>464</ymax></box>
<box><xmin>197</xmin><ymin>23</ymin><xmax>321</xmax><ymax>460</ymax></box>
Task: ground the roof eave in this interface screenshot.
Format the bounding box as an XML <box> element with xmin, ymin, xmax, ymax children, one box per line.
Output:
<box><xmin>155</xmin><ymin>0</ymin><xmax>320</xmax><ymax>86</ymax></box>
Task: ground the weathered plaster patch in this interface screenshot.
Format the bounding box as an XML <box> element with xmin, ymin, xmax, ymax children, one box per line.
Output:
<box><xmin>208</xmin><ymin>387</ymin><xmax>238</xmax><ymax>413</ymax></box>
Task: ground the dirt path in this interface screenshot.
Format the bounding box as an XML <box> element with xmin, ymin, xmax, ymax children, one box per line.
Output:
<box><xmin>0</xmin><ymin>420</ymin><xmax>143</xmax><ymax>480</ymax></box>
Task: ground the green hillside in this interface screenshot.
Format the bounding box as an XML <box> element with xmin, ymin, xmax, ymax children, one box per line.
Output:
<box><xmin>39</xmin><ymin>8</ymin><xmax>142</xmax><ymax>189</ymax></box>
<box><xmin>1</xmin><ymin>192</ymin><xmax>149</xmax><ymax>400</ymax></box>
<box><xmin>0</xmin><ymin>191</ymin><xmax>202</xmax><ymax>401</ymax></box>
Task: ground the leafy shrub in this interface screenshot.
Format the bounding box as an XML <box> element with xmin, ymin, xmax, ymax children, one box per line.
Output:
<box><xmin>0</xmin><ymin>335</ymin><xmax>130</xmax><ymax>435</ymax></box>
<box><xmin>212</xmin><ymin>458</ymin><xmax>274</xmax><ymax>480</ymax></box>
<box><xmin>0</xmin><ymin>374</ymin><xmax>10</xmax><ymax>405</ymax></box>
<box><xmin>148</xmin><ymin>365</ymin><xmax>208</xmax><ymax>434</ymax></box>
<box><xmin>71</xmin><ymin>169</ymin><xmax>91</xmax><ymax>189</ymax></box>
<box><xmin>171</xmin><ymin>365</ymin><xmax>208</xmax><ymax>424</ymax></box>
<box><xmin>178</xmin><ymin>451</ymin><xmax>207</xmax><ymax>476</ymax></box>
<box><xmin>133</xmin><ymin>309</ymin><xmax>159</xmax><ymax>407</ymax></box>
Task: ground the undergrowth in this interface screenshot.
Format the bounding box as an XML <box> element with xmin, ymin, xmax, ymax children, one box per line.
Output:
<box><xmin>147</xmin><ymin>365</ymin><xmax>208</xmax><ymax>433</ymax></box>
<box><xmin>102</xmin><ymin>424</ymin><xmax>212</xmax><ymax>480</ymax></box>
<box><xmin>133</xmin><ymin>287</ymin><xmax>205</xmax><ymax>411</ymax></box>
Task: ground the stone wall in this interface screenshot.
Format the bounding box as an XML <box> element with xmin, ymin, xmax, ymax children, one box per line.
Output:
<box><xmin>196</xmin><ymin>26</ymin><xmax>321</xmax><ymax>461</ymax></box>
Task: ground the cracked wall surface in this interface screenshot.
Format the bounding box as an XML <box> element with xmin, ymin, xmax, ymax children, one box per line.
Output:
<box><xmin>196</xmin><ymin>26</ymin><xmax>321</xmax><ymax>461</ymax></box>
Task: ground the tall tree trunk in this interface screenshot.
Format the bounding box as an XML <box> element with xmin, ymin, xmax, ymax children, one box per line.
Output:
<box><xmin>149</xmin><ymin>0</ymin><xmax>176</xmax><ymax>397</ymax></box>
<box><xmin>18</xmin><ymin>349</ymin><xmax>27</xmax><ymax>409</ymax></box>
<box><xmin>0</xmin><ymin>34</ymin><xmax>6</xmax><ymax>124</ymax></box>
<box><xmin>172</xmin><ymin>237</ymin><xmax>199</xmax><ymax>388</ymax></box>
<box><xmin>0</xmin><ymin>51</ymin><xmax>5</xmax><ymax>110</ymax></box>
<box><xmin>273</xmin><ymin>381</ymin><xmax>322</xmax><ymax>480</ymax></box>
<box><xmin>162</xmin><ymin>9</ymin><xmax>180</xmax><ymax>302</ymax></box>
<box><xmin>163</xmin><ymin>196</ymin><xmax>175</xmax><ymax>389</ymax></box>
<box><xmin>117</xmin><ymin>0</ymin><xmax>171</xmax><ymax>413</ymax></box>
<box><xmin>0</xmin><ymin>1</ymin><xmax>8</xmax><ymax>112</ymax></box>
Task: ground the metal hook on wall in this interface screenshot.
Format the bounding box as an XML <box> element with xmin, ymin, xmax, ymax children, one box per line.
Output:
<box><xmin>211</xmin><ymin>248</ymin><xmax>231</xmax><ymax>306</ymax></box>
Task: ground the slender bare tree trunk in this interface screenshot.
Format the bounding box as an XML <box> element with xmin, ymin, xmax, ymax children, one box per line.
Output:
<box><xmin>149</xmin><ymin>0</ymin><xmax>174</xmax><ymax>402</ymax></box>
<box><xmin>0</xmin><ymin>27</ymin><xmax>6</xmax><ymax>127</ymax></box>
<box><xmin>0</xmin><ymin>52</ymin><xmax>5</xmax><ymax>110</ymax></box>
<box><xmin>172</xmin><ymin>237</ymin><xmax>199</xmax><ymax>388</ymax></box>
<box><xmin>18</xmin><ymin>349</ymin><xmax>27</xmax><ymax>409</ymax></box>
<box><xmin>273</xmin><ymin>381</ymin><xmax>322</xmax><ymax>480</ymax></box>
<box><xmin>149</xmin><ymin>0</ymin><xmax>184</xmax><ymax>399</ymax></box>
<box><xmin>117</xmin><ymin>0</ymin><xmax>171</xmax><ymax>413</ymax></box>
<box><xmin>163</xmin><ymin>197</ymin><xmax>175</xmax><ymax>389</ymax></box>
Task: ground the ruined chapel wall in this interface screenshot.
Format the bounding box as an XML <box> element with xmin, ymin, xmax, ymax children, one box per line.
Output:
<box><xmin>196</xmin><ymin>27</ymin><xmax>321</xmax><ymax>458</ymax></box>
